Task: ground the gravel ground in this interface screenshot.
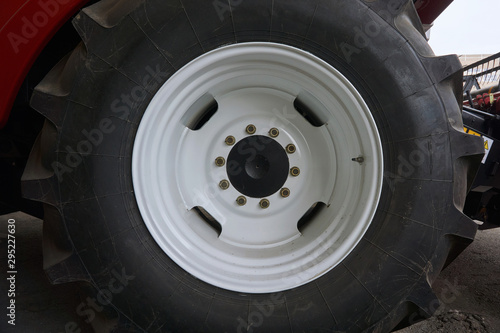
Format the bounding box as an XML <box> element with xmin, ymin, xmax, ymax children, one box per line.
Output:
<box><xmin>1</xmin><ymin>212</ymin><xmax>499</xmax><ymax>332</ymax></box>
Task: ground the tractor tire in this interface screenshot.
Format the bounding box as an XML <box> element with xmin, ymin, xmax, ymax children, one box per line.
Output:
<box><xmin>23</xmin><ymin>0</ymin><xmax>484</xmax><ymax>332</ymax></box>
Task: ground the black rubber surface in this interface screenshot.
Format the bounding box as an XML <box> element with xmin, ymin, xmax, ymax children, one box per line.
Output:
<box><xmin>22</xmin><ymin>0</ymin><xmax>485</xmax><ymax>332</ymax></box>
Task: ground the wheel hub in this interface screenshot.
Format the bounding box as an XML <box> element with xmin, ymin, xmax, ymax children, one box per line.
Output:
<box><xmin>227</xmin><ymin>135</ymin><xmax>289</xmax><ymax>198</ymax></box>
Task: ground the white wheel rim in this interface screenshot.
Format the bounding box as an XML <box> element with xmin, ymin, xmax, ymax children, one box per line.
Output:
<box><xmin>132</xmin><ymin>43</ymin><xmax>383</xmax><ymax>293</ymax></box>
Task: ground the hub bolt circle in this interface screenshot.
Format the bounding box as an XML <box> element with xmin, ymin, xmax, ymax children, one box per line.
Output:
<box><xmin>219</xmin><ymin>180</ymin><xmax>230</xmax><ymax>190</ymax></box>
<box><xmin>286</xmin><ymin>144</ymin><xmax>296</xmax><ymax>154</ymax></box>
<box><xmin>246</xmin><ymin>124</ymin><xmax>257</xmax><ymax>134</ymax></box>
<box><xmin>236</xmin><ymin>196</ymin><xmax>247</xmax><ymax>206</ymax></box>
<box><xmin>215</xmin><ymin>156</ymin><xmax>226</xmax><ymax>167</ymax></box>
<box><xmin>290</xmin><ymin>167</ymin><xmax>300</xmax><ymax>177</ymax></box>
<box><xmin>269</xmin><ymin>128</ymin><xmax>279</xmax><ymax>138</ymax></box>
<box><xmin>259</xmin><ymin>199</ymin><xmax>270</xmax><ymax>209</ymax></box>
<box><xmin>280</xmin><ymin>188</ymin><xmax>290</xmax><ymax>198</ymax></box>
<box><xmin>225</xmin><ymin>136</ymin><xmax>236</xmax><ymax>146</ymax></box>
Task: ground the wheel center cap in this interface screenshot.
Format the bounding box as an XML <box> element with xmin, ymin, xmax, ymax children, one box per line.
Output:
<box><xmin>227</xmin><ymin>135</ymin><xmax>289</xmax><ymax>198</ymax></box>
<box><xmin>245</xmin><ymin>154</ymin><xmax>270</xmax><ymax>179</ymax></box>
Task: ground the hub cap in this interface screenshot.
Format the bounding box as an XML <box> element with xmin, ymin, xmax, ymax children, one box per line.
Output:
<box><xmin>227</xmin><ymin>135</ymin><xmax>289</xmax><ymax>198</ymax></box>
<box><xmin>132</xmin><ymin>43</ymin><xmax>383</xmax><ymax>293</ymax></box>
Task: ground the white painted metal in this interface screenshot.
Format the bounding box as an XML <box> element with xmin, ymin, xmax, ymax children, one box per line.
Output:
<box><xmin>132</xmin><ymin>43</ymin><xmax>383</xmax><ymax>293</ymax></box>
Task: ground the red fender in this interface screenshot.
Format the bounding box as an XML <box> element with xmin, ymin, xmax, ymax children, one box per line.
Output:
<box><xmin>414</xmin><ymin>0</ymin><xmax>455</xmax><ymax>25</ymax></box>
<box><xmin>0</xmin><ymin>0</ymin><xmax>88</xmax><ymax>128</ymax></box>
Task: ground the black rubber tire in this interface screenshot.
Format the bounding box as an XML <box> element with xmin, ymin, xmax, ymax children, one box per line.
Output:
<box><xmin>23</xmin><ymin>0</ymin><xmax>485</xmax><ymax>332</ymax></box>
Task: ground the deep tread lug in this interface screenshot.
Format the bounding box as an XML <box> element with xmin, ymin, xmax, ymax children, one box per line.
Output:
<box><xmin>450</xmin><ymin>129</ymin><xmax>485</xmax><ymax>204</ymax></box>
<box><xmin>440</xmin><ymin>209</ymin><xmax>478</xmax><ymax>270</ymax></box>
<box><xmin>421</xmin><ymin>54</ymin><xmax>464</xmax><ymax>85</ymax></box>
<box><xmin>72</xmin><ymin>0</ymin><xmax>143</xmax><ymax>49</ymax></box>
<box><xmin>21</xmin><ymin>121</ymin><xmax>58</xmax><ymax>205</ymax></box>
<box><xmin>29</xmin><ymin>92</ymin><xmax>67</xmax><ymax>128</ymax></box>
<box><xmin>73</xmin><ymin>10</ymin><xmax>109</xmax><ymax>48</ymax></box>
<box><xmin>43</xmin><ymin>205</ymin><xmax>91</xmax><ymax>284</ymax></box>
<box><xmin>362</xmin><ymin>0</ymin><xmax>408</xmax><ymax>19</ymax></box>
<box><xmin>444</xmin><ymin>208</ymin><xmax>478</xmax><ymax>241</ymax></box>
<box><xmin>82</xmin><ymin>0</ymin><xmax>143</xmax><ymax>29</ymax></box>
<box><xmin>21</xmin><ymin>178</ymin><xmax>58</xmax><ymax>206</ymax></box>
<box><xmin>30</xmin><ymin>44</ymin><xmax>87</xmax><ymax>127</ymax></box>
<box><xmin>394</xmin><ymin>0</ymin><xmax>428</xmax><ymax>41</ymax></box>
<box><xmin>45</xmin><ymin>253</ymin><xmax>91</xmax><ymax>284</ymax></box>
<box><xmin>405</xmin><ymin>277</ymin><xmax>440</xmax><ymax>318</ymax></box>
<box><xmin>450</xmin><ymin>129</ymin><xmax>485</xmax><ymax>160</ymax></box>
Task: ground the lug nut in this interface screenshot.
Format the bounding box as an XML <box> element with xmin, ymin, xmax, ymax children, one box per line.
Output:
<box><xmin>236</xmin><ymin>196</ymin><xmax>247</xmax><ymax>206</ymax></box>
<box><xmin>259</xmin><ymin>199</ymin><xmax>270</xmax><ymax>209</ymax></box>
<box><xmin>286</xmin><ymin>144</ymin><xmax>296</xmax><ymax>154</ymax></box>
<box><xmin>290</xmin><ymin>167</ymin><xmax>300</xmax><ymax>177</ymax></box>
<box><xmin>225</xmin><ymin>136</ymin><xmax>236</xmax><ymax>145</ymax></box>
<box><xmin>246</xmin><ymin>124</ymin><xmax>256</xmax><ymax>134</ymax></box>
<box><xmin>219</xmin><ymin>180</ymin><xmax>230</xmax><ymax>190</ymax></box>
<box><xmin>280</xmin><ymin>188</ymin><xmax>290</xmax><ymax>198</ymax></box>
<box><xmin>269</xmin><ymin>128</ymin><xmax>279</xmax><ymax>138</ymax></box>
<box><xmin>215</xmin><ymin>156</ymin><xmax>226</xmax><ymax>167</ymax></box>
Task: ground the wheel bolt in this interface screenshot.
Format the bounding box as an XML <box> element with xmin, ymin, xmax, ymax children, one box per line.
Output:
<box><xmin>269</xmin><ymin>128</ymin><xmax>279</xmax><ymax>138</ymax></box>
<box><xmin>280</xmin><ymin>188</ymin><xmax>290</xmax><ymax>198</ymax></box>
<box><xmin>225</xmin><ymin>136</ymin><xmax>236</xmax><ymax>145</ymax></box>
<box><xmin>246</xmin><ymin>124</ymin><xmax>256</xmax><ymax>134</ymax></box>
<box><xmin>286</xmin><ymin>144</ymin><xmax>296</xmax><ymax>154</ymax></box>
<box><xmin>352</xmin><ymin>156</ymin><xmax>364</xmax><ymax>164</ymax></box>
<box><xmin>215</xmin><ymin>156</ymin><xmax>226</xmax><ymax>167</ymax></box>
<box><xmin>259</xmin><ymin>199</ymin><xmax>270</xmax><ymax>209</ymax></box>
<box><xmin>236</xmin><ymin>196</ymin><xmax>247</xmax><ymax>206</ymax></box>
<box><xmin>290</xmin><ymin>166</ymin><xmax>300</xmax><ymax>177</ymax></box>
<box><xmin>219</xmin><ymin>180</ymin><xmax>230</xmax><ymax>190</ymax></box>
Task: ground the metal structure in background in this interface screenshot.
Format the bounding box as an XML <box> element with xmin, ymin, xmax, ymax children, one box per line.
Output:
<box><xmin>463</xmin><ymin>52</ymin><xmax>500</xmax><ymax>223</ymax></box>
<box><xmin>463</xmin><ymin>53</ymin><xmax>500</xmax><ymax>97</ymax></box>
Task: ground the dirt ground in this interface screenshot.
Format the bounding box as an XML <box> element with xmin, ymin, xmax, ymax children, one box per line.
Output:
<box><xmin>396</xmin><ymin>221</ymin><xmax>500</xmax><ymax>333</ymax></box>
<box><xmin>1</xmin><ymin>212</ymin><xmax>499</xmax><ymax>333</ymax></box>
